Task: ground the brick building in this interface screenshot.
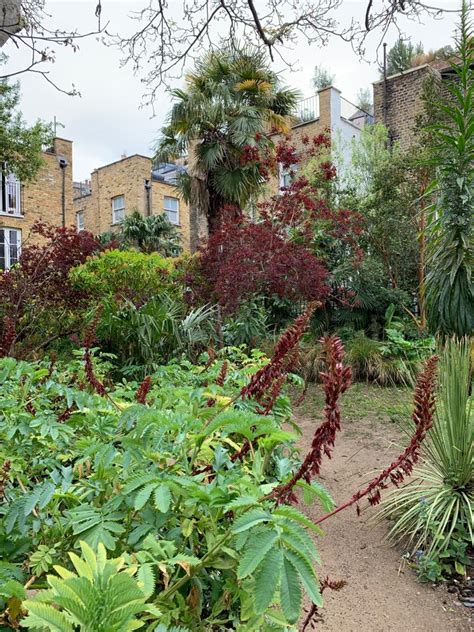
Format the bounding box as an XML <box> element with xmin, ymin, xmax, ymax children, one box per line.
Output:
<box><xmin>0</xmin><ymin>137</ymin><xmax>74</xmax><ymax>269</ymax></box>
<box><xmin>0</xmin><ymin>86</ymin><xmax>368</xmax><ymax>269</ymax></box>
<box><xmin>372</xmin><ymin>59</ymin><xmax>459</xmax><ymax>149</ymax></box>
<box><xmin>73</xmin><ymin>154</ymin><xmax>192</xmax><ymax>251</ymax></box>
<box><xmin>268</xmin><ymin>86</ymin><xmax>372</xmax><ymax>193</ymax></box>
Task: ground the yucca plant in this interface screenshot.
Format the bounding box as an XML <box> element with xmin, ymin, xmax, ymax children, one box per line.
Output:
<box><xmin>22</xmin><ymin>541</ymin><xmax>157</xmax><ymax>631</ymax></box>
<box><xmin>378</xmin><ymin>337</ymin><xmax>473</xmax><ymax>564</ymax></box>
<box><xmin>424</xmin><ymin>1</ymin><xmax>474</xmax><ymax>337</ymax></box>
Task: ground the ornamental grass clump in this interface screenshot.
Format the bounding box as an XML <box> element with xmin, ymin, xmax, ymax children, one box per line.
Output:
<box><xmin>377</xmin><ymin>337</ymin><xmax>473</xmax><ymax>564</ymax></box>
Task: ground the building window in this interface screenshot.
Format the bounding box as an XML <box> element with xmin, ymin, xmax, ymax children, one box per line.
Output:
<box><xmin>164</xmin><ymin>196</ymin><xmax>179</xmax><ymax>224</ymax></box>
<box><xmin>111</xmin><ymin>195</ymin><xmax>125</xmax><ymax>224</ymax></box>
<box><xmin>76</xmin><ymin>211</ymin><xmax>85</xmax><ymax>232</ymax></box>
<box><xmin>0</xmin><ymin>168</ymin><xmax>22</xmax><ymax>216</ymax></box>
<box><xmin>279</xmin><ymin>163</ymin><xmax>299</xmax><ymax>190</ymax></box>
<box><xmin>0</xmin><ymin>228</ymin><xmax>21</xmax><ymax>270</ymax></box>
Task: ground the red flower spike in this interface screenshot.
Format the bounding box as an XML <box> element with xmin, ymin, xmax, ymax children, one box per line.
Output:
<box><xmin>135</xmin><ymin>376</ymin><xmax>152</xmax><ymax>404</ymax></box>
<box><xmin>315</xmin><ymin>355</ymin><xmax>439</xmax><ymax>525</ymax></box>
<box><xmin>0</xmin><ymin>316</ymin><xmax>16</xmax><ymax>358</ymax></box>
<box><xmin>241</xmin><ymin>305</ymin><xmax>315</xmax><ymax>403</ymax></box>
<box><xmin>269</xmin><ymin>336</ymin><xmax>351</xmax><ymax>504</ymax></box>
<box><xmin>215</xmin><ymin>361</ymin><xmax>228</xmax><ymax>387</ymax></box>
<box><xmin>0</xmin><ymin>460</ymin><xmax>12</xmax><ymax>499</ymax></box>
<box><xmin>82</xmin><ymin>306</ymin><xmax>108</xmax><ymax>398</ymax></box>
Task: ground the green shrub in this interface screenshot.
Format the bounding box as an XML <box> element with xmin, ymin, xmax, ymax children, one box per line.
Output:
<box><xmin>0</xmin><ymin>351</ymin><xmax>331</xmax><ymax>629</ymax></box>
<box><xmin>97</xmin><ymin>295</ymin><xmax>216</xmax><ymax>375</ymax></box>
<box><xmin>223</xmin><ymin>298</ymin><xmax>269</xmax><ymax>348</ymax></box>
<box><xmin>297</xmin><ymin>326</ymin><xmax>434</xmax><ymax>386</ymax></box>
<box><xmin>70</xmin><ymin>249</ymin><xmax>179</xmax><ymax>300</ymax></box>
<box><xmin>22</xmin><ymin>541</ymin><xmax>155</xmax><ymax>631</ymax></box>
<box><xmin>378</xmin><ymin>337</ymin><xmax>473</xmax><ymax>577</ymax></box>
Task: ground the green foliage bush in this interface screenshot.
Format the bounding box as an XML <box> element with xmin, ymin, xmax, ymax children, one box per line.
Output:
<box><xmin>424</xmin><ymin>3</ymin><xmax>474</xmax><ymax>336</ymax></box>
<box><xmin>98</xmin><ymin>296</ymin><xmax>217</xmax><ymax>375</ymax></box>
<box><xmin>70</xmin><ymin>250</ymin><xmax>180</xmax><ymax>301</ymax></box>
<box><xmin>0</xmin><ymin>352</ymin><xmax>332</xmax><ymax>629</ymax></box>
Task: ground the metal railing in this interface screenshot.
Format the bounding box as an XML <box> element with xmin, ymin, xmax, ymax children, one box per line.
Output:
<box><xmin>0</xmin><ymin>175</ymin><xmax>22</xmax><ymax>215</ymax></box>
<box><xmin>340</xmin><ymin>97</ymin><xmax>373</xmax><ymax>129</ymax></box>
<box><xmin>292</xmin><ymin>95</ymin><xmax>319</xmax><ymax>124</ymax></box>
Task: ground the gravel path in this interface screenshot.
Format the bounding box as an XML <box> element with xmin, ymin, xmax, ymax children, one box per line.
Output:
<box><xmin>294</xmin><ymin>390</ymin><xmax>471</xmax><ymax>631</ymax></box>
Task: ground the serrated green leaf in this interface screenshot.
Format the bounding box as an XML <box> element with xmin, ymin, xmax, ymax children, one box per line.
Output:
<box><xmin>154</xmin><ymin>485</ymin><xmax>171</xmax><ymax>513</ymax></box>
<box><xmin>280</xmin><ymin>555</ymin><xmax>301</xmax><ymax>624</ymax></box>
<box><xmin>237</xmin><ymin>529</ymin><xmax>279</xmax><ymax>578</ymax></box>
<box><xmin>22</xmin><ymin>601</ymin><xmax>74</xmax><ymax>631</ymax></box>
<box><xmin>231</xmin><ymin>509</ymin><xmax>271</xmax><ymax>534</ymax></box>
<box><xmin>254</xmin><ymin>547</ymin><xmax>283</xmax><ymax>614</ymax></box>
<box><xmin>137</xmin><ymin>563</ymin><xmax>155</xmax><ymax>599</ymax></box>
<box><xmin>134</xmin><ymin>483</ymin><xmax>156</xmax><ymax>511</ymax></box>
<box><xmin>273</xmin><ymin>505</ymin><xmax>323</xmax><ymax>535</ymax></box>
<box><xmin>224</xmin><ymin>495</ymin><xmax>259</xmax><ymax>512</ymax></box>
<box><xmin>284</xmin><ymin>549</ymin><xmax>322</xmax><ymax>607</ymax></box>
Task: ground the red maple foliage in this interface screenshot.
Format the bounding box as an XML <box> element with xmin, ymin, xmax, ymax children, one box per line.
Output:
<box><xmin>0</xmin><ymin>222</ymin><xmax>102</xmax><ymax>357</ymax></box>
<box><xmin>194</xmin><ymin>208</ymin><xmax>328</xmax><ymax>313</ymax></box>
<box><xmin>191</xmin><ymin>132</ymin><xmax>363</xmax><ymax>314</ymax></box>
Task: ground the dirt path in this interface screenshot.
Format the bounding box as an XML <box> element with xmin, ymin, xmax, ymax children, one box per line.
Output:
<box><xmin>295</xmin><ymin>387</ymin><xmax>471</xmax><ymax>632</ymax></box>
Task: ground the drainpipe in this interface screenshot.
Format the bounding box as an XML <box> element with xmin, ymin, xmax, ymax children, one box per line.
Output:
<box><xmin>58</xmin><ymin>157</ymin><xmax>68</xmax><ymax>227</ymax></box>
<box><xmin>383</xmin><ymin>42</ymin><xmax>391</xmax><ymax>149</ymax></box>
<box><xmin>145</xmin><ymin>179</ymin><xmax>152</xmax><ymax>216</ymax></box>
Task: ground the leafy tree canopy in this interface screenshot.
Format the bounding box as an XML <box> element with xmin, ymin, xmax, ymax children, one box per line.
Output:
<box><xmin>312</xmin><ymin>64</ymin><xmax>335</xmax><ymax>90</ymax></box>
<box><xmin>385</xmin><ymin>38</ymin><xmax>424</xmax><ymax>76</ymax></box>
<box><xmin>0</xmin><ymin>54</ymin><xmax>53</xmax><ymax>181</ymax></box>
<box><xmin>155</xmin><ymin>44</ymin><xmax>299</xmax><ymax>233</ymax></box>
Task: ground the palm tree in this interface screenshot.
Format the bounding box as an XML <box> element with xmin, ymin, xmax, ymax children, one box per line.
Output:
<box><xmin>155</xmin><ymin>44</ymin><xmax>299</xmax><ymax>242</ymax></box>
<box><xmin>121</xmin><ymin>211</ymin><xmax>182</xmax><ymax>257</ymax></box>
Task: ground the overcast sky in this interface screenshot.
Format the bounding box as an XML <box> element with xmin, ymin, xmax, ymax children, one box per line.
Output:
<box><xmin>2</xmin><ymin>1</ymin><xmax>459</xmax><ymax>181</ymax></box>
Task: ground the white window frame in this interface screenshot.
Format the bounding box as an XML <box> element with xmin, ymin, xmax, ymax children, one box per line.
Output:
<box><xmin>76</xmin><ymin>211</ymin><xmax>85</xmax><ymax>232</ymax></box>
<box><xmin>0</xmin><ymin>170</ymin><xmax>22</xmax><ymax>217</ymax></box>
<box><xmin>0</xmin><ymin>228</ymin><xmax>21</xmax><ymax>270</ymax></box>
<box><xmin>164</xmin><ymin>196</ymin><xmax>179</xmax><ymax>225</ymax></box>
<box><xmin>111</xmin><ymin>195</ymin><xmax>125</xmax><ymax>224</ymax></box>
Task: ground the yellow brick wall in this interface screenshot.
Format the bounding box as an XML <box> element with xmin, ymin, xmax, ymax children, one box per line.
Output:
<box><xmin>74</xmin><ymin>155</ymin><xmax>191</xmax><ymax>252</ymax></box>
<box><xmin>0</xmin><ymin>138</ymin><xmax>74</xmax><ymax>246</ymax></box>
<box><xmin>151</xmin><ymin>180</ymin><xmax>191</xmax><ymax>252</ymax></box>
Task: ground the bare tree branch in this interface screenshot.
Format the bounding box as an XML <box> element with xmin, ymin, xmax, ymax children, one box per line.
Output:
<box><xmin>116</xmin><ymin>0</ymin><xmax>459</xmax><ymax>105</ymax></box>
<box><xmin>0</xmin><ymin>0</ymin><xmax>107</xmax><ymax>95</ymax></box>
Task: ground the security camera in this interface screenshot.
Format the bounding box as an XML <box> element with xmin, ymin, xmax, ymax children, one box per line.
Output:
<box><xmin>58</xmin><ymin>157</ymin><xmax>69</xmax><ymax>169</ymax></box>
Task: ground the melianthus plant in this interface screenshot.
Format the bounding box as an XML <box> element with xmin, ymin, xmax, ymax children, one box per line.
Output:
<box><xmin>424</xmin><ymin>1</ymin><xmax>474</xmax><ymax>337</ymax></box>
<box><xmin>0</xmin><ymin>317</ymin><xmax>441</xmax><ymax>630</ymax></box>
<box><xmin>22</xmin><ymin>541</ymin><xmax>158</xmax><ymax>632</ymax></box>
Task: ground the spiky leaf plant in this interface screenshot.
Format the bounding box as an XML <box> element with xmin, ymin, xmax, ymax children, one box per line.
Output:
<box><xmin>22</xmin><ymin>541</ymin><xmax>156</xmax><ymax>632</ymax></box>
<box><xmin>155</xmin><ymin>44</ymin><xmax>299</xmax><ymax>232</ymax></box>
<box><xmin>378</xmin><ymin>337</ymin><xmax>473</xmax><ymax>560</ymax></box>
<box><xmin>424</xmin><ymin>1</ymin><xmax>474</xmax><ymax>336</ymax></box>
<box><xmin>120</xmin><ymin>210</ymin><xmax>182</xmax><ymax>257</ymax></box>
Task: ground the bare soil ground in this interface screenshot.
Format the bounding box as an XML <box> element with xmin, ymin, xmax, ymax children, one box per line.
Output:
<box><xmin>294</xmin><ymin>383</ymin><xmax>472</xmax><ymax>632</ymax></box>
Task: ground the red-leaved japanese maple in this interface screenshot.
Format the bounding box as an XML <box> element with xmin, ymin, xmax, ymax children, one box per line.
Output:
<box><xmin>193</xmin><ymin>207</ymin><xmax>329</xmax><ymax>313</ymax></box>
<box><xmin>0</xmin><ymin>222</ymin><xmax>102</xmax><ymax>357</ymax></box>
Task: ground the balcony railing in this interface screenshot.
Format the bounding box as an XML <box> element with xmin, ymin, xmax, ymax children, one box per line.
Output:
<box><xmin>292</xmin><ymin>95</ymin><xmax>319</xmax><ymax>124</ymax></box>
<box><xmin>0</xmin><ymin>174</ymin><xmax>22</xmax><ymax>216</ymax></box>
<box><xmin>340</xmin><ymin>97</ymin><xmax>373</xmax><ymax>129</ymax></box>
